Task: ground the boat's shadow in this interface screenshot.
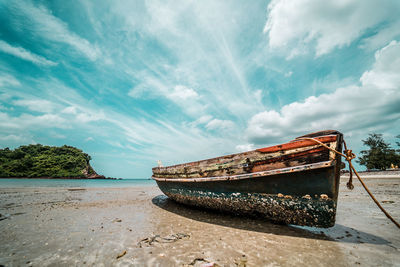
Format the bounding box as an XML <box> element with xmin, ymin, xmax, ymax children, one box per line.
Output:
<box><xmin>152</xmin><ymin>195</ymin><xmax>389</xmax><ymax>245</ymax></box>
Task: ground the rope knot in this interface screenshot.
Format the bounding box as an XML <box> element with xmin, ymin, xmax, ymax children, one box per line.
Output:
<box><xmin>344</xmin><ymin>149</ymin><xmax>356</xmax><ymax>162</ymax></box>
<box><xmin>343</xmin><ymin>149</ymin><xmax>355</xmax><ymax>190</ymax></box>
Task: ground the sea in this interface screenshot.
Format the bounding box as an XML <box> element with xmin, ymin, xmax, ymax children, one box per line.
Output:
<box><xmin>0</xmin><ymin>178</ymin><xmax>156</xmax><ymax>188</ymax></box>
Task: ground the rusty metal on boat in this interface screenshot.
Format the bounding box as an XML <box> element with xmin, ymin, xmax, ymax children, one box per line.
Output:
<box><xmin>152</xmin><ymin>130</ymin><xmax>344</xmax><ymax>228</ymax></box>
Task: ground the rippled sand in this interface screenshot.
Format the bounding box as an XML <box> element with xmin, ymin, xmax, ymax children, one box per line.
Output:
<box><xmin>0</xmin><ymin>177</ymin><xmax>399</xmax><ymax>266</ymax></box>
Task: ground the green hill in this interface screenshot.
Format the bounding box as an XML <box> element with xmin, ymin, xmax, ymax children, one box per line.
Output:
<box><xmin>0</xmin><ymin>144</ymin><xmax>104</xmax><ymax>178</ymax></box>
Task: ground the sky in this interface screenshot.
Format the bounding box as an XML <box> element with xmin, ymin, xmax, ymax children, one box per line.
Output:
<box><xmin>0</xmin><ymin>0</ymin><xmax>400</xmax><ymax>178</ymax></box>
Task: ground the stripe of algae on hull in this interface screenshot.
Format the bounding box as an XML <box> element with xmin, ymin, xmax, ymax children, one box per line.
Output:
<box><xmin>166</xmin><ymin>189</ymin><xmax>336</xmax><ymax>228</ymax></box>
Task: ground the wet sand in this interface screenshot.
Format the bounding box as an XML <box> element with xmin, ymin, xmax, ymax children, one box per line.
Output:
<box><xmin>0</xmin><ymin>177</ymin><xmax>399</xmax><ymax>266</ymax></box>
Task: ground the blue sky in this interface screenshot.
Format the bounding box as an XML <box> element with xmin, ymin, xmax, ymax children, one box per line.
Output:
<box><xmin>1</xmin><ymin>0</ymin><xmax>400</xmax><ymax>178</ymax></box>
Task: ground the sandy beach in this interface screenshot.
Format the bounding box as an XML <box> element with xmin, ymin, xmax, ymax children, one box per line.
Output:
<box><xmin>0</xmin><ymin>177</ymin><xmax>399</xmax><ymax>266</ymax></box>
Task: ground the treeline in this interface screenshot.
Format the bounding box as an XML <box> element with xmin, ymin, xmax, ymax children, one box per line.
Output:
<box><xmin>0</xmin><ymin>144</ymin><xmax>96</xmax><ymax>178</ymax></box>
<box><xmin>357</xmin><ymin>134</ymin><xmax>400</xmax><ymax>170</ymax></box>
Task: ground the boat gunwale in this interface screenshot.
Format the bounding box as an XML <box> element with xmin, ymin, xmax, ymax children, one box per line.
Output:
<box><xmin>152</xmin><ymin>134</ymin><xmax>338</xmax><ymax>172</ymax></box>
<box><xmin>152</xmin><ymin>160</ymin><xmax>335</xmax><ymax>182</ymax></box>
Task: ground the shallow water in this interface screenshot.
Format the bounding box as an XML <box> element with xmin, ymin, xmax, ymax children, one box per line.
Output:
<box><xmin>0</xmin><ymin>178</ymin><xmax>155</xmax><ymax>188</ymax></box>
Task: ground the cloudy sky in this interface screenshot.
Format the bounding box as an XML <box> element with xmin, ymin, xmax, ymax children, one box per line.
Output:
<box><xmin>1</xmin><ymin>0</ymin><xmax>400</xmax><ymax>178</ymax></box>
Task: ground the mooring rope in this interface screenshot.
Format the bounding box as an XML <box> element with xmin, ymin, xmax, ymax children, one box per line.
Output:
<box><xmin>297</xmin><ymin>137</ymin><xmax>400</xmax><ymax>229</ymax></box>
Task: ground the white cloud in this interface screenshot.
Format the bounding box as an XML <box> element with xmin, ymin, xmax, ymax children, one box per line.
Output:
<box><xmin>61</xmin><ymin>105</ymin><xmax>104</xmax><ymax>123</ymax></box>
<box><xmin>62</xmin><ymin>105</ymin><xmax>105</xmax><ymax>123</ymax></box>
<box><xmin>235</xmin><ymin>143</ymin><xmax>255</xmax><ymax>152</ymax></box>
<box><xmin>0</xmin><ymin>74</ymin><xmax>21</xmax><ymax>87</ymax></box>
<box><xmin>49</xmin><ymin>131</ymin><xmax>66</xmax><ymax>139</ymax></box>
<box><xmin>76</xmin><ymin>112</ymin><xmax>105</xmax><ymax>123</ymax></box>
<box><xmin>0</xmin><ymin>112</ymin><xmax>68</xmax><ymax>132</ymax></box>
<box><xmin>168</xmin><ymin>85</ymin><xmax>199</xmax><ymax>100</ymax></box>
<box><xmin>246</xmin><ymin>40</ymin><xmax>400</xmax><ymax>144</ymax></box>
<box><xmin>128</xmin><ymin>71</ymin><xmax>206</xmax><ymax>116</ymax></box>
<box><xmin>206</xmin><ymin>119</ymin><xmax>235</xmax><ymax>131</ymax></box>
<box><xmin>284</xmin><ymin>71</ymin><xmax>293</xmax><ymax>77</ymax></box>
<box><xmin>360</xmin><ymin>21</ymin><xmax>400</xmax><ymax>51</ymax></box>
<box><xmin>61</xmin><ymin>106</ymin><xmax>78</xmax><ymax>115</ymax></box>
<box><xmin>264</xmin><ymin>0</ymin><xmax>400</xmax><ymax>57</ymax></box>
<box><xmin>0</xmin><ymin>134</ymin><xmax>32</xmax><ymax>144</ymax></box>
<box><xmin>360</xmin><ymin>40</ymin><xmax>400</xmax><ymax>89</ymax></box>
<box><xmin>12</xmin><ymin>99</ymin><xmax>56</xmax><ymax>113</ymax></box>
<box><xmin>9</xmin><ymin>1</ymin><xmax>100</xmax><ymax>61</ymax></box>
<box><xmin>128</xmin><ymin>72</ymin><xmax>166</xmax><ymax>99</ymax></box>
<box><xmin>0</xmin><ymin>40</ymin><xmax>57</xmax><ymax>66</ymax></box>
<box><xmin>193</xmin><ymin>115</ymin><xmax>213</xmax><ymax>125</ymax></box>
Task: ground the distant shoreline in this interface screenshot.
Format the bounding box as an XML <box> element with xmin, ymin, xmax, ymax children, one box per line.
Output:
<box><xmin>341</xmin><ymin>169</ymin><xmax>400</xmax><ymax>177</ymax></box>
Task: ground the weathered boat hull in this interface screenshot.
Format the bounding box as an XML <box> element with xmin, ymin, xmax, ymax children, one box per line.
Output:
<box><xmin>156</xmin><ymin>166</ymin><xmax>339</xmax><ymax>227</ymax></box>
<box><xmin>153</xmin><ymin>130</ymin><xmax>343</xmax><ymax>228</ymax></box>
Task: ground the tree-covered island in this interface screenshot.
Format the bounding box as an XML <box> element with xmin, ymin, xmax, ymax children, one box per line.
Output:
<box><xmin>0</xmin><ymin>144</ymin><xmax>105</xmax><ymax>179</ymax></box>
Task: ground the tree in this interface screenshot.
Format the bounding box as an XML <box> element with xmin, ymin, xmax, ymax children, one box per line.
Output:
<box><xmin>357</xmin><ymin>133</ymin><xmax>400</xmax><ymax>170</ymax></box>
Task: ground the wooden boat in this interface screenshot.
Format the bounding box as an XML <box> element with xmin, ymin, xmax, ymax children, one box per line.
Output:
<box><xmin>152</xmin><ymin>130</ymin><xmax>344</xmax><ymax>228</ymax></box>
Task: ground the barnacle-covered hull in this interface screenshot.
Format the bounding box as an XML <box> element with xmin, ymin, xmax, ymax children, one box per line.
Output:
<box><xmin>152</xmin><ymin>130</ymin><xmax>343</xmax><ymax>228</ymax></box>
